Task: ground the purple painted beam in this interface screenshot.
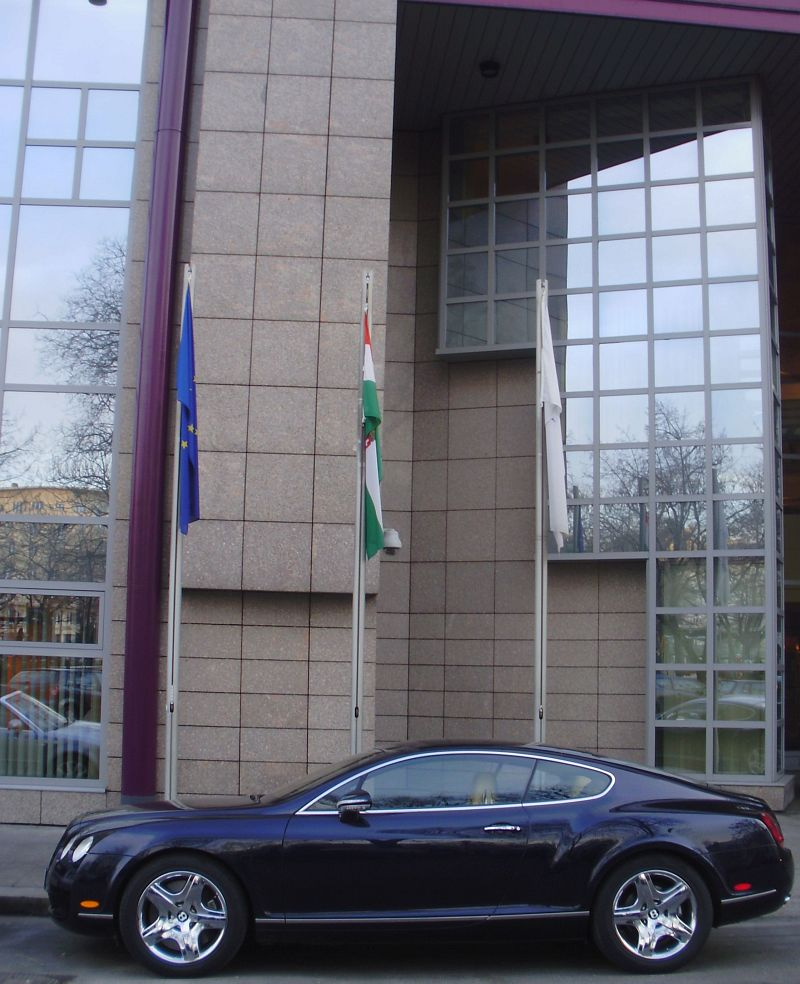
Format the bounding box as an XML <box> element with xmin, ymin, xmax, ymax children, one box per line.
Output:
<box><xmin>422</xmin><ymin>0</ymin><xmax>800</xmax><ymax>34</ymax></box>
<box><xmin>121</xmin><ymin>0</ymin><xmax>195</xmax><ymax>800</ymax></box>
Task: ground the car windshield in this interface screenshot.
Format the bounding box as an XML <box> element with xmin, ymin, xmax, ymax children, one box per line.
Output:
<box><xmin>2</xmin><ymin>690</ymin><xmax>67</xmax><ymax>731</ymax></box>
<box><xmin>256</xmin><ymin>749</ymin><xmax>385</xmax><ymax>806</ymax></box>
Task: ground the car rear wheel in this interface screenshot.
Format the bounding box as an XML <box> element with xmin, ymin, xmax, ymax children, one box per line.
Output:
<box><xmin>118</xmin><ymin>853</ymin><xmax>247</xmax><ymax>977</ymax></box>
<box><xmin>591</xmin><ymin>853</ymin><xmax>712</xmax><ymax>973</ymax></box>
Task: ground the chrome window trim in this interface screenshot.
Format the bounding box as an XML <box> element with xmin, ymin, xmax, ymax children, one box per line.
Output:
<box><xmin>297</xmin><ymin>749</ymin><xmax>615</xmax><ymax>815</ymax></box>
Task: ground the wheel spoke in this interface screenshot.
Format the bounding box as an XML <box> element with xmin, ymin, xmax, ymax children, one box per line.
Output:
<box><xmin>610</xmin><ymin>866</ymin><xmax>698</xmax><ymax>963</ymax></box>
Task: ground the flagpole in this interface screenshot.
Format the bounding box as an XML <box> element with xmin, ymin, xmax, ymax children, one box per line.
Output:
<box><xmin>165</xmin><ymin>263</ymin><xmax>192</xmax><ymax>801</ymax></box>
<box><xmin>351</xmin><ymin>270</ymin><xmax>372</xmax><ymax>755</ymax></box>
<box><xmin>534</xmin><ymin>279</ymin><xmax>545</xmax><ymax>744</ymax></box>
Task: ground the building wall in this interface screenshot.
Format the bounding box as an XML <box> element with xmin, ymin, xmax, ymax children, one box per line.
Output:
<box><xmin>376</xmin><ymin>127</ymin><xmax>648</xmax><ymax>757</ymax></box>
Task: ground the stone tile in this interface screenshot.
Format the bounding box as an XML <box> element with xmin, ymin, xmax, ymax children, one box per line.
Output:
<box><xmin>390</xmin><ymin>174</ymin><xmax>418</xmax><ymax>221</ymax></box>
<box><xmin>495</xmin><ymin>616</ymin><xmax>536</xmax><ymax>641</ymax></box>
<box><xmin>321</xmin><ymin>258</ymin><xmax>388</xmax><ymax>324</ymax></box>
<box><xmin>599</xmin><ymin>611</ymin><xmax>647</xmax><ymax>641</ymax></box>
<box><xmin>180</xmin><ymin>725</ymin><xmax>240</xmax><ymax>761</ymax></box>
<box><xmin>549</xmin><ymin>611</ymin><xmax>600</xmax><ymax>640</ymax></box>
<box><xmin>598</xmin><ymin>720</ymin><xmax>646</xmax><ymax>749</ymax></box>
<box><xmin>241</xmin><ymin>693</ymin><xmax>308</xmax><ymax>729</ymax></box>
<box><xmin>408</xmin><ymin>716</ymin><xmax>444</xmax><ymax>740</ymax></box>
<box><xmin>329</xmin><ymin>78</ymin><xmax>394</xmax><ymax>138</ymax></box>
<box><xmin>196</xmin><ymin>383</ymin><xmax>249</xmax><ymax>452</ymax></box>
<box><xmin>548</xmin><ymin>693</ymin><xmax>599</xmax><ymax>722</ymax></box>
<box><xmin>444</xmin><ymin>639</ymin><xmax>492</xmax><ymax>666</ymax></box>
<box><xmin>409</xmin><ymin>562</ymin><xmax>445</xmax><ymax>614</ymax></box>
<box><xmin>318</xmin><ymin>322</ymin><xmax>360</xmax><ymax>389</ymax></box>
<box><xmin>192</xmin><ymin>253</ymin><xmax>256</xmax><ymax>320</ymax></box>
<box><xmin>409</xmin><ymin>613</ymin><xmax>445</xmax><ymax>638</ymax></box>
<box><xmin>183</xmin><ymin>521</ymin><xmax>244</xmax><ymax>590</ymax></box>
<box><xmin>308</xmin><ymin>727</ymin><xmax>351</xmax><ymax>763</ymax></box>
<box><xmin>494</xmin><ymin>562</ymin><xmax>535</xmax><ymax>614</ymax></box>
<box><xmin>385</xmin><ymin>312</ymin><xmax>416</xmax><ymax>363</ymax></box>
<box><xmin>265</xmin><ymin>74</ymin><xmax>331</xmax><ymax>135</ymax></box>
<box><xmin>182</xmin><ymin>589</ymin><xmax>243</xmax><ymax>625</ymax></box>
<box><xmin>599</xmin><ymin>639</ymin><xmax>647</xmax><ymax>667</ymax></box>
<box><xmin>409</xmin><ymin>638</ymin><xmax>444</xmax><ymax>665</ymax></box>
<box><xmin>312</xmin><ymin>455</ymin><xmax>354</xmax><ymax>523</ymax></box>
<box><xmin>209</xmin><ymin>0</ymin><xmax>271</xmax><ymax>13</ymax></box>
<box><xmin>382</xmin><ymin>457</ymin><xmax>411</xmax><ymax>511</ymax></box>
<box><xmin>262</xmin><ymin>133</ymin><xmax>328</xmax><ymax>194</ymax></box>
<box><xmin>327</xmin><ymin>136</ymin><xmax>393</xmax><ymax>198</ymax></box>
<box><xmin>308</xmin><ymin>694</ymin><xmax>351</xmax><ymax>730</ymax></box>
<box><xmin>445</xmin><ymin>614</ymin><xmax>495</xmax><ymax>639</ymax></box>
<box><xmin>495</xmin><ymin>508</ymin><xmax>535</xmax><ymax>561</ymax></box>
<box><xmin>413</xmin><ymin>410</ymin><xmax>448</xmax><ymax>460</ymax></box>
<box><xmin>449</xmin><ymin>407</ymin><xmax>496</xmax><ymax>459</ymax></box>
<box><xmin>197</xmin><ymin>451</ymin><xmax>246</xmax><ymax>520</ymax></box>
<box><xmin>243</xmin><ymin>593</ymin><xmax>312</xmax><ymax>626</ymax></box>
<box><xmin>255</xmin><ymin>255</ymin><xmax>322</xmax><ymax>321</ymax></box>
<box><xmin>496</xmin><ymin>456</ymin><xmax>535</xmax><ymax>508</ymax></box>
<box><xmin>546</xmin><ymin>719</ymin><xmax>598</xmax><ymax>751</ymax></box>
<box><xmin>309</xmin><ymin>660</ymin><xmax>351</xmax><ymax>696</ymax></box>
<box><xmin>201</xmin><ymin>72</ymin><xmax>267</xmax><ymax>132</ymax></box>
<box><xmin>269</xmin><ymin>17</ymin><xmax>333</xmax><ymax>77</ymax></box>
<box><xmin>493</xmin><ymin>692</ymin><xmax>535</xmax><ymax>719</ymax></box>
<box><xmin>242</xmin><ymin>521</ymin><xmax>312</xmax><ymax>591</ymax></box>
<box><xmin>548</xmin><ymin>638</ymin><xmax>599</xmax><ymax>667</ymax></box>
<box><xmin>179</xmin><ymin>760</ymin><xmax>240</xmax><ymax>796</ymax></box>
<box><xmin>245</xmin><ymin>453</ymin><xmax>314</xmax><ymax>522</ymax></box>
<box><xmin>206</xmin><ymin>13</ymin><xmax>271</xmax><ymax>73</ymax></box>
<box><xmin>497</xmin><ymin>404</ymin><xmax>537</xmax><ymax>457</ymax></box>
<box><xmin>324</xmin><ymin>196</ymin><xmax>391</xmax><ymax>261</ymax></box>
<box><xmin>412</xmin><ymin>459</ymin><xmax>447</xmax><ymax>510</ymax></box>
<box><xmin>493</xmin><ymin>719</ymin><xmax>535</xmax><ymax>742</ymax></box>
<box><xmin>333</xmin><ymin>21</ymin><xmax>395</xmax><ymax>80</ymax></box>
<box><xmin>598</xmin><ymin>666</ymin><xmax>646</xmax><ymax>696</ymax></box>
<box><xmin>497</xmin><ymin>358</ymin><xmax>535</xmax><ymax>406</ymax></box>
<box><xmin>250</xmin><ymin>321</ymin><xmax>319</xmax><ymax>387</ymax></box>
<box><xmin>444</xmin><ymin>691</ymin><xmax>493</xmax><ymax>718</ymax></box>
<box><xmin>409</xmin><ymin>510</ymin><xmax>445</xmax><ymax>563</ymax></box>
<box><xmin>409</xmin><ymin>690</ymin><xmax>443</xmax><ymax>716</ymax></box>
<box><xmin>309</xmin><ymin>623</ymin><xmax>352</xmax><ymax>657</ymax></box>
<box><xmin>0</xmin><ymin>790</ymin><xmax>41</xmax><ymax>823</ymax></box>
<box><xmin>41</xmin><ymin>793</ymin><xmax>107</xmax><ymax>826</ymax></box>
<box><xmin>448</xmin><ymin>362</ymin><xmax>497</xmax><ymax>409</ymax></box>
<box><xmin>383</xmin><ymin>409</ymin><xmax>413</xmax><ymax>461</ymax></box>
<box><xmin>446</xmin><ymin>561</ymin><xmax>495</xmax><ymax>613</ymax></box>
<box><xmin>389</xmin><ymin>220</ymin><xmax>417</xmax><ymax>268</ymax></box>
<box><xmin>336</xmin><ymin>0</ymin><xmax>396</xmax><ymax>22</ymax></box>
<box><xmin>241</xmin><ymin>727</ymin><xmax>308</xmax><ymax>763</ymax></box>
<box><xmin>180</xmin><ymin>692</ymin><xmax>241</xmax><ymax>727</ymax></box>
<box><xmin>375</xmin><ymin>713</ymin><xmax>409</xmax><ymax>741</ymax></box>
<box><xmin>446</xmin><ymin>509</ymin><xmax>495</xmax><ymax>562</ymax></box>
<box><xmin>409</xmin><ymin>663</ymin><xmax>444</xmax><ymax>692</ymax></box>
<box><xmin>384</xmin><ymin>360</ymin><xmax>414</xmax><ymax>412</ymax></box>
<box><xmin>494</xmin><ymin>665</ymin><xmax>534</xmax><ymax>694</ymax></box>
<box><xmin>195</xmin><ymin>319</ymin><xmax>253</xmax><ymax>385</ymax></box>
<box><xmin>598</xmin><ymin>560</ymin><xmax>647</xmax><ymax>611</ymax></box>
<box><xmin>247</xmin><ymin>386</ymin><xmax>317</xmax><ymax>454</ymax></box>
<box><xmin>311</xmin><ymin>523</ymin><xmax>354</xmax><ymax>592</ymax></box>
<box><xmin>258</xmin><ymin>193</ymin><xmax>325</xmax><ymax>257</ymax></box>
<box><xmin>376</xmin><ymin>558</ymin><xmax>410</xmax><ymax>613</ymax></box>
<box><xmin>414</xmin><ymin>360</ymin><xmax>449</xmax><ymax>411</ymax></box>
<box><xmin>241</xmin><ymin>658</ymin><xmax>309</xmax><ymax>695</ymax></box>
<box><xmin>598</xmin><ymin>694</ymin><xmax>646</xmax><ymax>722</ymax></box>
<box><xmin>242</xmin><ymin>624</ymin><xmax>309</xmax><ymax>661</ymax></box>
<box><xmin>315</xmin><ymin>388</ymin><xmax>357</xmax><ymax>455</ymax></box>
<box><xmin>180</xmin><ymin>655</ymin><xmax>242</xmax><ymax>692</ymax></box>
<box><xmin>197</xmin><ymin>131</ymin><xmax>264</xmax><ymax>192</ymax></box>
<box><xmin>446</xmin><ymin>459</ymin><xmax>495</xmax><ymax>510</ymax></box>
<box><xmin>445</xmin><ymin>664</ymin><xmax>492</xmax><ymax>692</ymax></box>
<box><xmin>274</xmin><ymin>0</ymin><xmax>332</xmax><ymax>16</ymax></box>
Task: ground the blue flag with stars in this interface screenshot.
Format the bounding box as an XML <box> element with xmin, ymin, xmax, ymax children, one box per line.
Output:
<box><xmin>177</xmin><ymin>280</ymin><xmax>199</xmax><ymax>534</ymax></box>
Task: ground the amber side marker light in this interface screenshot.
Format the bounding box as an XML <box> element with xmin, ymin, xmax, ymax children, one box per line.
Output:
<box><xmin>79</xmin><ymin>900</ymin><xmax>100</xmax><ymax>909</ymax></box>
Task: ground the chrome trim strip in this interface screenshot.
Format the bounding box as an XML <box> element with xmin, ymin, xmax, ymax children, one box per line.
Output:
<box><xmin>298</xmin><ymin>749</ymin><xmax>615</xmax><ymax>815</ymax></box>
<box><xmin>489</xmin><ymin>910</ymin><xmax>589</xmax><ymax>921</ymax></box>
<box><xmin>283</xmin><ymin>914</ymin><xmax>487</xmax><ymax>925</ymax></box>
<box><xmin>720</xmin><ymin>888</ymin><xmax>777</xmax><ymax>905</ymax></box>
<box><xmin>77</xmin><ymin>911</ymin><xmax>114</xmax><ymax>920</ymax></box>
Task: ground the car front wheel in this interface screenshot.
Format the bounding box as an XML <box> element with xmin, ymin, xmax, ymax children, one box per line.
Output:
<box><xmin>591</xmin><ymin>853</ymin><xmax>712</xmax><ymax>973</ymax></box>
<box><xmin>118</xmin><ymin>853</ymin><xmax>247</xmax><ymax>977</ymax></box>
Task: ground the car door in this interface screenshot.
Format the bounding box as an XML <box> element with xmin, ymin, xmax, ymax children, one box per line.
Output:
<box><xmin>280</xmin><ymin>751</ymin><xmax>534</xmax><ymax>922</ymax></box>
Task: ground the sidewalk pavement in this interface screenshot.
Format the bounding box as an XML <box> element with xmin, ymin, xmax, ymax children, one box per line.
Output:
<box><xmin>1</xmin><ymin>801</ymin><xmax>798</xmax><ymax>919</ymax></box>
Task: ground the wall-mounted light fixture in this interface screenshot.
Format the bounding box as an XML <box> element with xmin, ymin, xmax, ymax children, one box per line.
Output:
<box><xmin>479</xmin><ymin>59</ymin><xmax>500</xmax><ymax>79</ymax></box>
<box><xmin>88</xmin><ymin>0</ymin><xmax>108</xmax><ymax>7</ymax></box>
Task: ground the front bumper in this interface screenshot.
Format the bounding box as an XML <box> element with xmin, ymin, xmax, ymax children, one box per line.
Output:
<box><xmin>46</xmin><ymin>850</ymin><xmax>131</xmax><ymax>936</ymax></box>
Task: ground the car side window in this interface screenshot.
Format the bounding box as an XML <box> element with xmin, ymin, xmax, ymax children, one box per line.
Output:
<box><xmin>526</xmin><ymin>759</ymin><xmax>611</xmax><ymax>803</ymax></box>
<box><xmin>306</xmin><ymin>753</ymin><xmax>535</xmax><ymax>812</ymax></box>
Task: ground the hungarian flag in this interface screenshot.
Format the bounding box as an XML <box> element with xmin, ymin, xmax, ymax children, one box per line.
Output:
<box><xmin>362</xmin><ymin>309</ymin><xmax>384</xmax><ymax>558</ymax></box>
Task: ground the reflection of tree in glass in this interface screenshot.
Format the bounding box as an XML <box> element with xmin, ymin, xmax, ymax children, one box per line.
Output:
<box><xmin>43</xmin><ymin>236</ymin><xmax>123</xmax><ymax>513</ymax></box>
<box><xmin>0</xmin><ymin>522</ymin><xmax>106</xmax><ymax>583</ymax></box>
<box><xmin>0</xmin><ymin>412</ymin><xmax>36</xmax><ymax>486</ymax></box>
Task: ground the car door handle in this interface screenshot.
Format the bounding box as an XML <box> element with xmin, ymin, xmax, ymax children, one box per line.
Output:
<box><xmin>483</xmin><ymin>823</ymin><xmax>522</xmax><ymax>833</ymax></box>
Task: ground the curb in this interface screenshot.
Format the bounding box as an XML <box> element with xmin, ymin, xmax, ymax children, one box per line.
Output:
<box><xmin>0</xmin><ymin>890</ymin><xmax>50</xmax><ymax>917</ymax></box>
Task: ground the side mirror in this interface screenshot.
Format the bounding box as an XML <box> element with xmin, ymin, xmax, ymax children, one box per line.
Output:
<box><xmin>337</xmin><ymin>790</ymin><xmax>372</xmax><ymax>820</ymax></box>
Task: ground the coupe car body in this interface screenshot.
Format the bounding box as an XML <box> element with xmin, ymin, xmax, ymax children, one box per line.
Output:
<box><xmin>45</xmin><ymin>741</ymin><xmax>793</xmax><ymax>976</ymax></box>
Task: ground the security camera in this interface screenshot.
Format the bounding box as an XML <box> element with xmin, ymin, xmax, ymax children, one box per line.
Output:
<box><xmin>382</xmin><ymin>528</ymin><xmax>402</xmax><ymax>555</ymax></box>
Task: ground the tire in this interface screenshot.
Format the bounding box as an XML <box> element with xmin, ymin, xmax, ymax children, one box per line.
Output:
<box><xmin>118</xmin><ymin>852</ymin><xmax>247</xmax><ymax>977</ymax></box>
<box><xmin>591</xmin><ymin>853</ymin><xmax>712</xmax><ymax>973</ymax></box>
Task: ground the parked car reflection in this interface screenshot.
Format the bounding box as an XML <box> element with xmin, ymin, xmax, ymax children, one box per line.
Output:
<box><xmin>0</xmin><ymin>689</ymin><xmax>99</xmax><ymax>779</ymax></box>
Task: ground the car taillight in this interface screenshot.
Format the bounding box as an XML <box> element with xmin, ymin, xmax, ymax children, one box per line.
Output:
<box><xmin>759</xmin><ymin>810</ymin><xmax>784</xmax><ymax>847</ymax></box>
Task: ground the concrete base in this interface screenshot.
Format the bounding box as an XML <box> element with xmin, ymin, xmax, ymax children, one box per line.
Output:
<box><xmin>714</xmin><ymin>772</ymin><xmax>795</xmax><ymax>811</ymax></box>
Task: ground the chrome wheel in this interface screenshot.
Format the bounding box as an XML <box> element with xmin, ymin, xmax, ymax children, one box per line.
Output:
<box><xmin>136</xmin><ymin>868</ymin><xmax>228</xmax><ymax>965</ymax></box>
<box><xmin>612</xmin><ymin>867</ymin><xmax>697</xmax><ymax>961</ymax></box>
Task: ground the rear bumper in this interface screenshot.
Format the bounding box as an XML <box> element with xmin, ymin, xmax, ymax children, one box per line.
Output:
<box><xmin>716</xmin><ymin>847</ymin><xmax>793</xmax><ymax>926</ymax></box>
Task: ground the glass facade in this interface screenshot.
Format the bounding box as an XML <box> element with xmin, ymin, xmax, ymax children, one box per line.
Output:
<box><xmin>0</xmin><ymin>0</ymin><xmax>146</xmax><ymax>785</ymax></box>
<box><xmin>442</xmin><ymin>81</ymin><xmax>781</xmax><ymax>781</ymax></box>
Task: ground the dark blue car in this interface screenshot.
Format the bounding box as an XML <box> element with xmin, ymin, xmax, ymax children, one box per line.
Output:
<box><xmin>45</xmin><ymin>741</ymin><xmax>793</xmax><ymax>976</ymax></box>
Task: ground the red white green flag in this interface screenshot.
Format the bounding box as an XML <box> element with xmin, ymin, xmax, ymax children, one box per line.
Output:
<box><xmin>362</xmin><ymin>308</ymin><xmax>384</xmax><ymax>558</ymax></box>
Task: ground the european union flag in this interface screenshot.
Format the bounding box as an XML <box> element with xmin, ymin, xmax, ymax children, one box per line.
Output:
<box><xmin>177</xmin><ymin>280</ymin><xmax>199</xmax><ymax>534</ymax></box>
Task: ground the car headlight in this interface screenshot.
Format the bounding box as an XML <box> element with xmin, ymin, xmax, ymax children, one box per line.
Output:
<box><xmin>60</xmin><ymin>834</ymin><xmax>94</xmax><ymax>863</ymax></box>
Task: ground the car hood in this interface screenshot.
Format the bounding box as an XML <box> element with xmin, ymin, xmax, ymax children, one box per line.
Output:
<box><xmin>66</xmin><ymin>796</ymin><xmax>265</xmax><ymax>836</ymax></box>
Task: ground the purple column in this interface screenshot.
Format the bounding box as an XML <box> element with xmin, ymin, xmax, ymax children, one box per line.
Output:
<box><xmin>121</xmin><ymin>0</ymin><xmax>195</xmax><ymax>801</ymax></box>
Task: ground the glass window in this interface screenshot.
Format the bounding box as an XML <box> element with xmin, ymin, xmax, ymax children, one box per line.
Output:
<box><xmin>445</xmin><ymin>302</ymin><xmax>487</xmax><ymax>348</ymax></box>
<box><xmin>0</xmin><ymin>205</ymin><xmax>11</xmax><ymax>312</ymax></box>
<box><xmin>495</xmin><ymin>298</ymin><xmax>534</xmax><ymax>345</ymax></box>
<box><xmin>85</xmin><ymin>89</ymin><xmax>140</xmax><ymax>141</ymax></box>
<box><xmin>597</xmin><ymin>93</ymin><xmax>642</xmax><ymax>136</ymax></box>
<box><xmin>657</xmin><ymin>670</ymin><xmax>706</xmax><ymax>719</ymax></box>
<box><xmin>652</xmin><ymin>233</ymin><xmax>701</xmax><ymax>281</ymax></box>
<box><xmin>702</xmin><ymin>84</ymin><xmax>750</xmax><ymax>126</ymax></box>
<box><xmin>496</xmin><ymin>152</ymin><xmax>538</xmax><ymax>196</ymax></box>
<box><xmin>2</xmin><ymin>655</ymin><xmax>101</xmax><ymax>722</ymax></box>
<box><xmin>654</xmin><ymin>338</ymin><xmax>704</xmax><ymax>387</ymax></box>
<box><xmin>496</xmin><ymin>108</ymin><xmax>537</xmax><ymax>149</ymax></box>
<box><xmin>654</xmin><ymin>392</ymin><xmax>705</xmax><ymax>441</ymax></box>
<box><xmin>597</xmin><ymin>140</ymin><xmax>644</xmax><ymax>185</ymax></box>
<box><xmin>598</xmin><ymin>238</ymin><xmax>646</xmax><ymax>286</ymax></box>
<box><xmin>0</xmin><ymin>1</ymin><xmax>31</xmax><ymax>79</ymax></box>
<box><xmin>650</xmin><ymin>135</ymin><xmax>698</xmax><ymax>180</ymax></box>
<box><xmin>527</xmin><ymin>759</ymin><xmax>610</xmax><ymax>801</ymax></box>
<box><xmin>714</xmin><ymin>728</ymin><xmax>764</xmax><ymax>775</ymax></box>
<box><xmin>495</xmin><ymin>200</ymin><xmax>536</xmax><ymax>245</ymax></box>
<box><xmin>711</xmin><ymin>444</ymin><xmax>763</xmax><ymax>493</ymax></box>
<box><xmin>566</xmin><ymin>450</ymin><xmax>593</xmax><ymax>497</ymax></box>
<box><xmin>656</xmin><ymin>444</ymin><xmax>705</xmax><ymax>496</ymax></box>
<box><xmin>0</xmin><ymin>86</ymin><xmax>24</xmax><ymax>196</ymax></box>
<box><xmin>715</xmin><ymin>613</ymin><xmax>765</xmax><ymax>663</ymax></box>
<box><xmin>28</xmin><ymin>87</ymin><xmax>81</xmax><ymax>139</ymax></box>
<box><xmin>653</xmin><ymin>284</ymin><xmax>702</xmax><ymax>334</ymax></box>
<box><xmin>711</xmin><ymin>388</ymin><xmax>762</xmax><ymax>439</ymax></box>
<box><xmin>450</xmin><ymin>205</ymin><xmax>489</xmax><ymax>248</ymax></box>
<box><xmin>11</xmin><ymin>205</ymin><xmax>130</xmax><ymax>321</ymax></box>
<box><xmin>709</xmin><ymin>335</ymin><xmax>761</xmax><ymax>385</ymax></box>
<box><xmin>564</xmin><ymin>503</ymin><xmax>592</xmax><ymax>553</ymax></box>
<box><xmin>544</xmin><ymin>145</ymin><xmax>591</xmax><ymax>190</ymax></box>
<box><xmin>546</xmin><ymin>243</ymin><xmax>592</xmax><ymax>290</ymax></box>
<box><xmin>599</xmin><ymin>289</ymin><xmax>646</xmax><ymax>337</ymax></box>
<box><xmin>566</xmin><ymin>344</ymin><xmax>593</xmax><ymax>392</ymax></box>
<box><xmin>0</xmin><ymin>595</ymin><xmax>99</xmax><ymax>644</ymax></box>
<box><xmin>599</xmin><ymin>447</ymin><xmax>648</xmax><ymax>498</ymax></box>
<box><xmin>708</xmin><ymin>281</ymin><xmax>759</xmax><ymax>331</ymax></box>
<box><xmin>650</xmin><ymin>184</ymin><xmax>700</xmax><ymax>231</ymax></box>
<box><xmin>599</xmin><ymin>502</ymin><xmax>649</xmax><ymax>551</ymax></box>
<box><xmin>703</xmin><ymin>129</ymin><xmax>754</xmax><ymax>176</ymax></box>
<box><xmin>656</xmin><ymin>501</ymin><xmax>706</xmax><ymax>550</ymax></box>
<box><xmin>22</xmin><ymin>146</ymin><xmax>76</xmax><ymax>198</ymax></box>
<box><xmin>600</xmin><ymin>340</ymin><xmax>647</xmax><ymax>390</ymax></box>
<box><xmin>705</xmin><ymin>178</ymin><xmax>756</xmax><ymax>226</ymax></box>
<box><xmin>656</xmin><ymin>614</ymin><xmax>706</xmax><ymax>664</ymax></box>
<box><xmin>657</xmin><ymin>557</ymin><xmax>706</xmax><ymax>607</ymax></box>
<box><xmin>714</xmin><ymin>557</ymin><xmax>764</xmax><ymax>606</ymax></box>
<box><xmin>496</xmin><ymin>248</ymin><xmax>538</xmax><ymax>294</ymax></box>
<box><xmin>598</xmin><ymin>189</ymin><xmax>645</xmax><ymax>235</ymax></box>
<box><xmin>656</xmin><ymin>728</ymin><xmax>705</xmax><ymax>773</ymax></box>
<box><xmin>545</xmin><ymin>194</ymin><xmax>591</xmax><ymax>239</ymax></box>
<box><xmin>549</xmin><ymin>292</ymin><xmax>592</xmax><ymax>340</ymax></box>
<box><xmin>447</xmin><ymin>253</ymin><xmax>488</xmax><ymax>298</ymax></box>
<box><xmin>0</xmin><ymin>522</ymin><xmax>107</xmax><ymax>581</ymax></box>
<box><xmin>649</xmin><ymin>90</ymin><xmax>696</xmax><ymax>132</ymax></box>
<box><xmin>707</xmin><ymin>229</ymin><xmax>758</xmax><ymax>278</ymax></box>
<box><xmin>713</xmin><ymin>499</ymin><xmax>764</xmax><ymax>550</ymax></box>
<box><xmin>565</xmin><ymin>397</ymin><xmax>593</xmax><ymax>445</ymax></box>
<box><xmin>80</xmin><ymin>148</ymin><xmax>135</xmax><ymax>201</ymax></box>
<box><xmin>449</xmin><ymin>158</ymin><xmax>488</xmax><ymax>201</ymax></box>
<box><xmin>599</xmin><ymin>394</ymin><xmax>648</xmax><ymax>443</ymax></box>
<box><xmin>34</xmin><ymin>0</ymin><xmax>147</xmax><ymax>84</ymax></box>
<box><xmin>450</xmin><ymin>115</ymin><xmax>489</xmax><ymax>154</ymax></box>
<box><xmin>545</xmin><ymin>102</ymin><xmax>590</xmax><ymax>142</ymax></box>
<box><xmin>6</xmin><ymin>327</ymin><xmax>118</xmax><ymax>386</ymax></box>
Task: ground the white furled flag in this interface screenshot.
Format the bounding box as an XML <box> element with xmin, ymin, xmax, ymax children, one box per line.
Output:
<box><xmin>539</xmin><ymin>282</ymin><xmax>569</xmax><ymax>551</ymax></box>
<box><xmin>362</xmin><ymin>307</ymin><xmax>384</xmax><ymax>558</ymax></box>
